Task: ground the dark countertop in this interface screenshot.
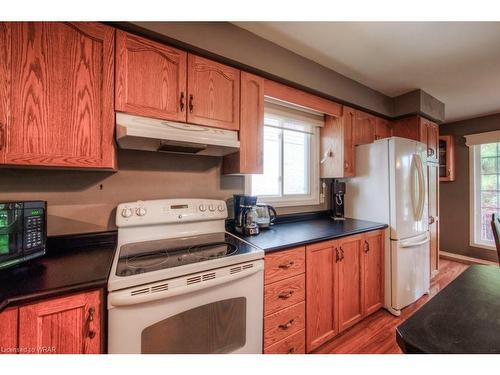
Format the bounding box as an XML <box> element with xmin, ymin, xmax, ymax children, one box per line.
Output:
<box><xmin>396</xmin><ymin>265</ymin><xmax>500</xmax><ymax>354</ymax></box>
<box><xmin>0</xmin><ymin>231</ymin><xmax>117</xmax><ymax>312</ymax></box>
<box><xmin>231</xmin><ymin>215</ymin><xmax>388</xmax><ymax>252</ymax></box>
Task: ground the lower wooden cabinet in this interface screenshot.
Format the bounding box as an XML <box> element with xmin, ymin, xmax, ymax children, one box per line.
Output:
<box><xmin>0</xmin><ymin>308</ymin><xmax>18</xmax><ymax>354</ymax></box>
<box><xmin>305</xmin><ymin>229</ymin><xmax>385</xmax><ymax>352</ymax></box>
<box><xmin>264</xmin><ymin>329</ymin><xmax>305</xmax><ymax>354</ymax></box>
<box><xmin>0</xmin><ymin>289</ymin><xmax>102</xmax><ymax>354</ymax></box>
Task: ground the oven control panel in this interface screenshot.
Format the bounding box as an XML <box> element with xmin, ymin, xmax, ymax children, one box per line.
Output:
<box><xmin>116</xmin><ymin>199</ymin><xmax>227</xmax><ymax>227</ymax></box>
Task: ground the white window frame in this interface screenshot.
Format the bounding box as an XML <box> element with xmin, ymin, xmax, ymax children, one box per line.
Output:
<box><xmin>469</xmin><ymin>144</ymin><xmax>498</xmax><ymax>251</ymax></box>
<box><xmin>245</xmin><ymin>108</ymin><xmax>321</xmax><ymax>208</ymax></box>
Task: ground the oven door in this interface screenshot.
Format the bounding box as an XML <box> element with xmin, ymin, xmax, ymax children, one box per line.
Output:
<box><xmin>108</xmin><ymin>259</ymin><xmax>264</xmax><ymax>354</ymax></box>
<box><xmin>0</xmin><ymin>203</ymin><xmax>24</xmax><ymax>268</ymax></box>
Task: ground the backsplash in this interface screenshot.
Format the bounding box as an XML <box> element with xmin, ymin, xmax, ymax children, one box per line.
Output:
<box><xmin>0</xmin><ymin>149</ymin><xmax>328</xmax><ymax>236</ymax></box>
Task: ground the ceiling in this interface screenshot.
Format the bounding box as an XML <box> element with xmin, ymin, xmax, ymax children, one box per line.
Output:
<box><xmin>233</xmin><ymin>22</ymin><xmax>500</xmax><ymax>122</ymax></box>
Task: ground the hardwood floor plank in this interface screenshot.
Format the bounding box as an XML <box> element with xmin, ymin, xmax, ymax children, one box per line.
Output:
<box><xmin>312</xmin><ymin>259</ymin><xmax>469</xmax><ymax>354</ymax></box>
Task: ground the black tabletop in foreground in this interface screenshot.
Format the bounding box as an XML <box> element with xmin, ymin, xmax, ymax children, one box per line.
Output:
<box><xmin>396</xmin><ymin>265</ymin><xmax>500</xmax><ymax>354</ymax></box>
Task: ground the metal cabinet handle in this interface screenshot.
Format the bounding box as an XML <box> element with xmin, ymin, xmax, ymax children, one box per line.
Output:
<box><xmin>0</xmin><ymin>122</ymin><xmax>4</xmax><ymax>151</ymax></box>
<box><xmin>344</xmin><ymin>161</ymin><xmax>349</xmax><ymax>170</ymax></box>
<box><xmin>427</xmin><ymin>148</ymin><xmax>435</xmax><ymax>157</ymax></box>
<box><xmin>179</xmin><ymin>92</ymin><xmax>185</xmax><ymax>112</ymax></box>
<box><xmin>429</xmin><ymin>216</ymin><xmax>435</xmax><ymax>225</ymax></box>
<box><xmin>278</xmin><ymin>261</ymin><xmax>294</xmax><ymax>270</ymax></box>
<box><xmin>189</xmin><ymin>94</ymin><xmax>194</xmax><ymax>113</ymax></box>
<box><xmin>335</xmin><ymin>247</ymin><xmax>340</xmax><ymax>263</ymax></box>
<box><xmin>340</xmin><ymin>247</ymin><xmax>345</xmax><ymax>261</ymax></box>
<box><xmin>287</xmin><ymin>347</ymin><xmax>295</xmax><ymax>354</ymax></box>
<box><xmin>447</xmin><ymin>169</ymin><xmax>451</xmax><ymax>177</ymax></box>
<box><xmin>278</xmin><ymin>290</ymin><xmax>294</xmax><ymax>299</ymax></box>
<box><xmin>364</xmin><ymin>240</ymin><xmax>370</xmax><ymax>253</ymax></box>
<box><xmin>87</xmin><ymin>306</ymin><xmax>96</xmax><ymax>339</ymax></box>
<box><xmin>279</xmin><ymin>319</ymin><xmax>294</xmax><ymax>330</ymax></box>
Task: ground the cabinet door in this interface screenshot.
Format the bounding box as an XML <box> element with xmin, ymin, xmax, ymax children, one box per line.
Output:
<box><xmin>187</xmin><ymin>54</ymin><xmax>240</xmax><ymax>130</ymax></box>
<box><xmin>342</xmin><ymin>107</ymin><xmax>356</xmax><ymax>176</ymax></box>
<box><xmin>0</xmin><ymin>23</ymin><xmax>10</xmax><ymax>164</ymax></box>
<box><xmin>374</xmin><ymin>117</ymin><xmax>392</xmax><ymax>140</ymax></box>
<box><xmin>0</xmin><ymin>308</ymin><xmax>18</xmax><ymax>353</ymax></box>
<box><xmin>19</xmin><ymin>290</ymin><xmax>101</xmax><ymax>354</ymax></box>
<box><xmin>439</xmin><ymin>135</ymin><xmax>455</xmax><ymax>181</ymax></box>
<box><xmin>428</xmin><ymin>163</ymin><xmax>440</xmax><ymax>276</ymax></box>
<box><xmin>223</xmin><ymin>72</ymin><xmax>264</xmax><ymax>174</ymax></box>
<box><xmin>3</xmin><ymin>22</ymin><xmax>115</xmax><ymax>169</ymax></box>
<box><xmin>426</xmin><ymin>121</ymin><xmax>439</xmax><ymax>163</ymax></box>
<box><xmin>115</xmin><ymin>30</ymin><xmax>187</xmax><ymax>122</ymax></box>
<box><xmin>362</xmin><ymin>230</ymin><xmax>385</xmax><ymax>316</ymax></box>
<box><xmin>392</xmin><ymin>116</ymin><xmax>421</xmax><ymax>141</ymax></box>
<box><xmin>353</xmin><ymin>110</ymin><xmax>375</xmax><ymax>145</ymax></box>
<box><xmin>306</xmin><ymin>241</ymin><xmax>338</xmax><ymax>352</ymax></box>
<box><xmin>337</xmin><ymin>235</ymin><xmax>363</xmax><ymax>332</ymax></box>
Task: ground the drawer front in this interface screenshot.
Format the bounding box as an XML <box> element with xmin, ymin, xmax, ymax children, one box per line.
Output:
<box><xmin>264</xmin><ymin>246</ymin><xmax>305</xmax><ymax>285</ymax></box>
<box><xmin>264</xmin><ymin>329</ymin><xmax>305</xmax><ymax>354</ymax></box>
<box><xmin>264</xmin><ymin>274</ymin><xmax>305</xmax><ymax>316</ymax></box>
<box><xmin>264</xmin><ymin>302</ymin><xmax>305</xmax><ymax>348</ymax></box>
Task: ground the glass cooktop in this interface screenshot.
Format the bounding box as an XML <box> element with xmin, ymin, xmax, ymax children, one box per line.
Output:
<box><xmin>116</xmin><ymin>232</ymin><xmax>258</xmax><ymax>277</ymax></box>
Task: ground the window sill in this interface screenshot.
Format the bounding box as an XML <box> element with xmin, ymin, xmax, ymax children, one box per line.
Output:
<box><xmin>257</xmin><ymin>197</ymin><xmax>320</xmax><ymax>208</ymax></box>
<box><xmin>469</xmin><ymin>241</ymin><xmax>498</xmax><ymax>251</ymax></box>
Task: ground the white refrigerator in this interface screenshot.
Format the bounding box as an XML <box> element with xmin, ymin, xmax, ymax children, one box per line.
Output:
<box><xmin>345</xmin><ymin>137</ymin><xmax>430</xmax><ymax>316</ymax></box>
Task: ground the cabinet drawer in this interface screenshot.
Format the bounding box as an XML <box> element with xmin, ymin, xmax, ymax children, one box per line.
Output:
<box><xmin>264</xmin><ymin>274</ymin><xmax>305</xmax><ymax>316</ymax></box>
<box><xmin>264</xmin><ymin>247</ymin><xmax>305</xmax><ymax>285</ymax></box>
<box><xmin>264</xmin><ymin>329</ymin><xmax>305</xmax><ymax>354</ymax></box>
<box><xmin>264</xmin><ymin>302</ymin><xmax>305</xmax><ymax>348</ymax></box>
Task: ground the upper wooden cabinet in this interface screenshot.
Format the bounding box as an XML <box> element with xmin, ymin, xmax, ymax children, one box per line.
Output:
<box><xmin>115</xmin><ymin>30</ymin><xmax>187</xmax><ymax>122</ymax></box>
<box><xmin>425</xmin><ymin>119</ymin><xmax>439</xmax><ymax>163</ymax></box>
<box><xmin>187</xmin><ymin>54</ymin><xmax>240</xmax><ymax>130</ymax></box>
<box><xmin>18</xmin><ymin>290</ymin><xmax>102</xmax><ymax>354</ymax></box>
<box><xmin>320</xmin><ymin>108</ymin><xmax>355</xmax><ymax>178</ymax></box>
<box><xmin>374</xmin><ymin>117</ymin><xmax>392</xmax><ymax>140</ymax></box>
<box><xmin>223</xmin><ymin>72</ymin><xmax>264</xmax><ymax>175</ymax></box>
<box><xmin>392</xmin><ymin>115</ymin><xmax>439</xmax><ymax>163</ymax></box>
<box><xmin>439</xmin><ymin>135</ymin><xmax>455</xmax><ymax>181</ymax></box>
<box><xmin>353</xmin><ymin>110</ymin><xmax>376</xmax><ymax>146</ymax></box>
<box><xmin>0</xmin><ymin>22</ymin><xmax>116</xmax><ymax>169</ymax></box>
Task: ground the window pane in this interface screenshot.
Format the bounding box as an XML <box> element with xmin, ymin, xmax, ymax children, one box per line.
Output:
<box><xmin>481</xmin><ymin>143</ymin><xmax>497</xmax><ymax>157</ymax></box>
<box><xmin>481</xmin><ymin>174</ymin><xmax>497</xmax><ymax>190</ymax></box>
<box><xmin>481</xmin><ymin>191</ymin><xmax>498</xmax><ymax>208</ymax></box>
<box><xmin>481</xmin><ymin>208</ymin><xmax>498</xmax><ymax>242</ymax></box>
<box><xmin>481</xmin><ymin>157</ymin><xmax>497</xmax><ymax>174</ymax></box>
<box><xmin>283</xmin><ymin>129</ymin><xmax>309</xmax><ymax>195</ymax></box>
<box><xmin>251</xmin><ymin>127</ymin><xmax>281</xmax><ymax>196</ymax></box>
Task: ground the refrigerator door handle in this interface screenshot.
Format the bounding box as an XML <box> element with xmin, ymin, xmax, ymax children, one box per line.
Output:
<box><xmin>415</xmin><ymin>153</ymin><xmax>426</xmax><ymax>221</ymax></box>
<box><xmin>400</xmin><ymin>233</ymin><xmax>430</xmax><ymax>248</ymax></box>
<box><xmin>410</xmin><ymin>154</ymin><xmax>419</xmax><ymax>221</ymax></box>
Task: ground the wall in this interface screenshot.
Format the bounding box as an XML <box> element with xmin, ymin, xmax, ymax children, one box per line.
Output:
<box><xmin>0</xmin><ymin>150</ymin><xmax>328</xmax><ymax>236</ymax></box>
<box><xmin>439</xmin><ymin>113</ymin><xmax>500</xmax><ymax>262</ymax></box>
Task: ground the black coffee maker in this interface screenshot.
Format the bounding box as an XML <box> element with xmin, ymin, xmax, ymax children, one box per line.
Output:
<box><xmin>233</xmin><ymin>194</ymin><xmax>259</xmax><ymax>236</ymax></box>
<box><xmin>331</xmin><ymin>180</ymin><xmax>346</xmax><ymax>221</ymax></box>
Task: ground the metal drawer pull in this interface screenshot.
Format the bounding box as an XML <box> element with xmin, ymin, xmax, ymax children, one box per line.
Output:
<box><xmin>88</xmin><ymin>306</ymin><xmax>96</xmax><ymax>339</ymax></box>
<box><xmin>279</xmin><ymin>319</ymin><xmax>295</xmax><ymax>330</ymax></box>
<box><xmin>288</xmin><ymin>347</ymin><xmax>295</xmax><ymax>354</ymax></box>
<box><xmin>189</xmin><ymin>94</ymin><xmax>194</xmax><ymax>113</ymax></box>
<box><xmin>179</xmin><ymin>92</ymin><xmax>185</xmax><ymax>112</ymax></box>
<box><xmin>364</xmin><ymin>240</ymin><xmax>370</xmax><ymax>253</ymax></box>
<box><xmin>278</xmin><ymin>291</ymin><xmax>294</xmax><ymax>299</ymax></box>
<box><xmin>335</xmin><ymin>248</ymin><xmax>339</xmax><ymax>263</ymax></box>
<box><xmin>278</xmin><ymin>261</ymin><xmax>294</xmax><ymax>270</ymax></box>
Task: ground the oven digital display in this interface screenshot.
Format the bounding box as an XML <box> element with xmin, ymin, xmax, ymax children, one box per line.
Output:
<box><xmin>31</xmin><ymin>209</ymin><xmax>42</xmax><ymax>216</ymax></box>
<box><xmin>170</xmin><ymin>204</ymin><xmax>189</xmax><ymax>210</ymax></box>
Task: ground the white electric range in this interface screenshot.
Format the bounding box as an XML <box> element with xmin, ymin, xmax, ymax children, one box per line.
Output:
<box><xmin>107</xmin><ymin>198</ymin><xmax>264</xmax><ymax>354</ymax></box>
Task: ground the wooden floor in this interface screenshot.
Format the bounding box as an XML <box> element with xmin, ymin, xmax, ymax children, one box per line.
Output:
<box><xmin>313</xmin><ymin>259</ymin><xmax>470</xmax><ymax>354</ymax></box>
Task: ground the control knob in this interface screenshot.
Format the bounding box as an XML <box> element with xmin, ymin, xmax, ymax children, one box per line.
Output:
<box><xmin>136</xmin><ymin>207</ymin><xmax>147</xmax><ymax>217</ymax></box>
<box><xmin>208</xmin><ymin>204</ymin><xmax>216</xmax><ymax>212</ymax></box>
<box><xmin>199</xmin><ymin>204</ymin><xmax>207</xmax><ymax>212</ymax></box>
<box><xmin>217</xmin><ymin>204</ymin><xmax>225</xmax><ymax>212</ymax></box>
<box><xmin>121</xmin><ymin>208</ymin><xmax>133</xmax><ymax>218</ymax></box>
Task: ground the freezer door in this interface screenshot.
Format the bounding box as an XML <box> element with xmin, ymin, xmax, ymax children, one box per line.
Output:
<box><xmin>389</xmin><ymin>138</ymin><xmax>428</xmax><ymax>240</ymax></box>
<box><xmin>390</xmin><ymin>233</ymin><xmax>430</xmax><ymax>310</ymax></box>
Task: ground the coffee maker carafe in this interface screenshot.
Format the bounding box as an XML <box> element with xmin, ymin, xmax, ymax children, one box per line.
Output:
<box><xmin>233</xmin><ymin>194</ymin><xmax>260</xmax><ymax>236</ymax></box>
<box><xmin>331</xmin><ymin>180</ymin><xmax>346</xmax><ymax>220</ymax></box>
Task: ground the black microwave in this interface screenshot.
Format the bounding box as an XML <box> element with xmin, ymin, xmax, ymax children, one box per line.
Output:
<box><xmin>0</xmin><ymin>201</ymin><xmax>47</xmax><ymax>270</ymax></box>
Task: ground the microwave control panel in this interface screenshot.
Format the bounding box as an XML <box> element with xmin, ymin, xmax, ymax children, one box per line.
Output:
<box><xmin>24</xmin><ymin>208</ymin><xmax>45</xmax><ymax>251</ymax></box>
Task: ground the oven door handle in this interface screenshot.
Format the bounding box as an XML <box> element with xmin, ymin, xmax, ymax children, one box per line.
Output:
<box><xmin>108</xmin><ymin>261</ymin><xmax>263</xmax><ymax>308</ymax></box>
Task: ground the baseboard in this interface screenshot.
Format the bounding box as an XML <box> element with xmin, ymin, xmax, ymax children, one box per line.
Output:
<box><xmin>440</xmin><ymin>251</ymin><xmax>498</xmax><ymax>266</ymax></box>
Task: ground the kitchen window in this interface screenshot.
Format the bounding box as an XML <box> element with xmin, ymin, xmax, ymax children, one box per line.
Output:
<box><xmin>246</xmin><ymin>100</ymin><xmax>323</xmax><ymax>207</ymax></box>
<box><xmin>467</xmin><ymin>131</ymin><xmax>500</xmax><ymax>250</ymax></box>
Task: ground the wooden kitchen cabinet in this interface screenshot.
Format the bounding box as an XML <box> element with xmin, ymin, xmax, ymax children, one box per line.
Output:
<box><xmin>362</xmin><ymin>230</ymin><xmax>385</xmax><ymax>315</ymax></box>
<box><xmin>0</xmin><ymin>22</ymin><xmax>116</xmax><ymax>169</ymax></box>
<box><xmin>392</xmin><ymin>115</ymin><xmax>439</xmax><ymax>162</ymax></box>
<box><xmin>428</xmin><ymin>163</ymin><xmax>440</xmax><ymax>276</ymax></box>
<box><xmin>337</xmin><ymin>235</ymin><xmax>364</xmax><ymax>332</ymax></box>
<box><xmin>374</xmin><ymin>117</ymin><xmax>392</xmax><ymax>140</ymax></box>
<box><xmin>424</xmin><ymin>118</ymin><xmax>439</xmax><ymax>163</ymax></box>
<box><xmin>439</xmin><ymin>135</ymin><xmax>455</xmax><ymax>181</ymax></box>
<box><xmin>187</xmin><ymin>54</ymin><xmax>240</xmax><ymax>130</ymax></box>
<box><xmin>305</xmin><ymin>241</ymin><xmax>338</xmax><ymax>352</ymax></box>
<box><xmin>115</xmin><ymin>30</ymin><xmax>187</xmax><ymax>122</ymax></box>
<box><xmin>353</xmin><ymin>110</ymin><xmax>376</xmax><ymax>146</ymax></box>
<box><xmin>0</xmin><ymin>308</ymin><xmax>18</xmax><ymax>354</ymax></box>
<box><xmin>223</xmin><ymin>72</ymin><xmax>264</xmax><ymax>174</ymax></box>
<box><xmin>18</xmin><ymin>290</ymin><xmax>102</xmax><ymax>354</ymax></box>
<box><xmin>320</xmin><ymin>108</ymin><xmax>355</xmax><ymax>178</ymax></box>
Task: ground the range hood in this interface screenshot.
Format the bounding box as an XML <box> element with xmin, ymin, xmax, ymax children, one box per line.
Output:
<box><xmin>116</xmin><ymin>112</ymin><xmax>240</xmax><ymax>156</ymax></box>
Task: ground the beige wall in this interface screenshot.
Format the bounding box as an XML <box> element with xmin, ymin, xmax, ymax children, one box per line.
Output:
<box><xmin>0</xmin><ymin>149</ymin><xmax>328</xmax><ymax>236</ymax></box>
<box><xmin>439</xmin><ymin>113</ymin><xmax>500</xmax><ymax>262</ymax></box>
